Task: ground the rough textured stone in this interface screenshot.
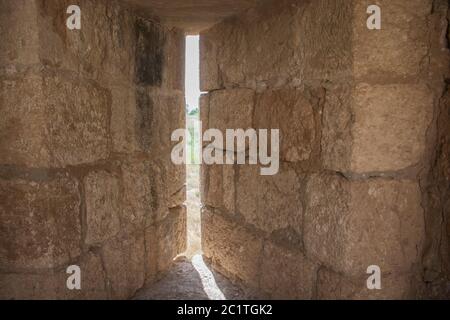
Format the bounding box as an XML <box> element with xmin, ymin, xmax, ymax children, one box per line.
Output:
<box><xmin>254</xmin><ymin>88</ymin><xmax>317</xmax><ymax>162</ymax></box>
<box><xmin>0</xmin><ymin>73</ymin><xmax>109</xmax><ymax>167</ymax></box>
<box><xmin>351</xmin><ymin>83</ymin><xmax>433</xmax><ymax>172</ymax></box>
<box><xmin>0</xmin><ymin>175</ymin><xmax>81</xmax><ymax>270</ymax></box>
<box><xmin>110</xmin><ymin>85</ymin><xmax>139</xmax><ymax>154</ymax></box>
<box><xmin>208</xmin><ymin>89</ymin><xmax>254</xmax><ymax>136</ymax></box>
<box><xmin>200</xmin><ymin>0</ymin><xmax>353</xmax><ymax>89</ymax></box>
<box><xmin>323</xmin><ymin>83</ymin><xmax>433</xmax><ymax>173</ymax></box>
<box><xmin>304</xmin><ymin>174</ymin><xmax>425</xmax><ymax>276</ymax></box>
<box><xmin>236</xmin><ymin>164</ymin><xmax>303</xmax><ymax>235</ymax></box>
<box><xmin>317</xmin><ymin>268</ymin><xmax>414</xmax><ymax>300</ymax></box>
<box><xmin>201</xmin><ymin>163</ymin><xmax>235</xmax><ymax>214</ymax></box>
<box><xmin>101</xmin><ymin>233</ymin><xmax>145</xmax><ymax>299</ymax></box>
<box><xmin>120</xmin><ymin>159</ymin><xmax>167</xmax><ymax>232</ymax></box>
<box><xmin>144</xmin><ymin>206</ymin><xmax>187</xmax><ymax>283</ymax></box>
<box><xmin>38</xmin><ymin>0</ymin><xmax>136</xmax><ymax>85</ymax></box>
<box><xmin>84</xmin><ymin>171</ymin><xmax>121</xmax><ymax>245</ymax></box>
<box><xmin>155</xmin><ymin>206</ymin><xmax>187</xmax><ymax>272</ymax></box>
<box><xmin>352</xmin><ymin>0</ymin><xmax>431</xmax><ymax>80</ymax></box>
<box><xmin>0</xmin><ymin>251</ymin><xmax>108</xmax><ymax>300</ymax></box>
<box><xmin>261</xmin><ymin>241</ymin><xmax>317</xmax><ymax>299</ymax></box>
<box><xmin>134</xmin><ymin>89</ymin><xmax>185</xmax><ymax>155</ymax></box>
<box><xmin>202</xmin><ymin>209</ymin><xmax>263</xmax><ymax>286</ymax></box>
<box><xmin>0</xmin><ymin>0</ymin><xmax>40</xmax><ymax>67</ymax></box>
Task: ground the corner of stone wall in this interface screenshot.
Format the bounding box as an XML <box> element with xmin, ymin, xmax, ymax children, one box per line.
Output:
<box><xmin>199</xmin><ymin>0</ymin><xmax>448</xmax><ymax>299</ymax></box>
<box><xmin>0</xmin><ymin>0</ymin><xmax>186</xmax><ymax>299</ymax></box>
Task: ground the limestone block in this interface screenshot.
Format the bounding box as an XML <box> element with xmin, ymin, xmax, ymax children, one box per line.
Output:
<box><xmin>236</xmin><ymin>164</ymin><xmax>303</xmax><ymax>235</ymax></box>
<box><xmin>200</xmin><ymin>31</ymin><xmax>220</xmax><ymax>91</ymax></box>
<box><xmin>201</xmin><ymin>163</ymin><xmax>235</xmax><ymax>214</ymax></box>
<box><xmin>254</xmin><ymin>88</ymin><xmax>317</xmax><ymax>162</ymax></box>
<box><xmin>0</xmin><ymin>73</ymin><xmax>109</xmax><ymax>167</ymax></box>
<box><xmin>304</xmin><ymin>174</ymin><xmax>425</xmax><ymax>276</ymax></box>
<box><xmin>352</xmin><ymin>0</ymin><xmax>431</xmax><ymax>80</ymax></box>
<box><xmin>0</xmin><ymin>175</ymin><xmax>81</xmax><ymax>270</ymax></box>
<box><xmin>261</xmin><ymin>241</ymin><xmax>317</xmax><ymax>299</ymax></box>
<box><xmin>84</xmin><ymin>171</ymin><xmax>121</xmax><ymax>245</ymax></box>
<box><xmin>144</xmin><ymin>206</ymin><xmax>187</xmax><ymax>281</ymax></box>
<box><xmin>120</xmin><ymin>159</ymin><xmax>168</xmax><ymax>233</ymax></box>
<box><xmin>155</xmin><ymin>206</ymin><xmax>187</xmax><ymax>273</ymax></box>
<box><xmin>0</xmin><ymin>271</ymin><xmax>60</xmax><ymax>300</ymax></box>
<box><xmin>110</xmin><ymin>85</ymin><xmax>139</xmax><ymax>154</ymax></box>
<box><xmin>0</xmin><ymin>252</ymin><xmax>108</xmax><ymax>300</ymax></box>
<box><xmin>0</xmin><ymin>0</ymin><xmax>40</xmax><ymax>67</ymax></box>
<box><xmin>208</xmin><ymin>89</ymin><xmax>254</xmax><ymax>136</ymax></box>
<box><xmin>202</xmin><ymin>209</ymin><xmax>263</xmax><ymax>287</ymax></box>
<box><xmin>200</xmin><ymin>0</ymin><xmax>353</xmax><ymax>87</ymax></box>
<box><xmin>322</xmin><ymin>83</ymin><xmax>433</xmax><ymax>173</ymax></box>
<box><xmin>133</xmin><ymin>88</ymin><xmax>185</xmax><ymax>155</ymax></box>
<box><xmin>101</xmin><ymin>233</ymin><xmax>145</xmax><ymax>299</ymax></box>
<box><xmin>317</xmin><ymin>268</ymin><xmax>414</xmax><ymax>300</ymax></box>
<box><xmin>64</xmin><ymin>252</ymin><xmax>109</xmax><ymax>300</ymax></box>
<box><xmin>38</xmin><ymin>0</ymin><xmax>135</xmax><ymax>85</ymax></box>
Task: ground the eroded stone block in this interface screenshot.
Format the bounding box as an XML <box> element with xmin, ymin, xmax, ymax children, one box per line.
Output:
<box><xmin>202</xmin><ymin>209</ymin><xmax>263</xmax><ymax>286</ymax></box>
<box><xmin>304</xmin><ymin>174</ymin><xmax>425</xmax><ymax>276</ymax></box>
<box><xmin>236</xmin><ymin>164</ymin><xmax>303</xmax><ymax>235</ymax></box>
<box><xmin>352</xmin><ymin>0</ymin><xmax>430</xmax><ymax>80</ymax></box>
<box><xmin>0</xmin><ymin>73</ymin><xmax>109</xmax><ymax>167</ymax></box>
<box><xmin>0</xmin><ymin>175</ymin><xmax>81</xmax><ymax>270</ymax></box>
<box><xmin>84</xmin><ymin>171</ymin><xmax>121</xmax><ymax>245</ymax></box>
<box><xmin>254</xmin><ymin>88</ymin><xmax>317</xmax><ymax>162</ymax></box>
<box><xmin>322</xmin><ymin>83</ymin><xmax>433</xmax><ymax>173</ymax></box>
<box><xmin>101</xmin><ymin>233</ymin><xmax>145</xmax><ymax>299</ymax></box>
<box><xmin>261</xmin><ymin>241</ymin><xmax>317</xmax><ymax>299</ymax></box>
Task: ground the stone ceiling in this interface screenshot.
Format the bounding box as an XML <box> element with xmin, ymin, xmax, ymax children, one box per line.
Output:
<box><xmin>123</xmin><ymin>0</ymin><xmax>268</xmax><ymax>33</ymax></box>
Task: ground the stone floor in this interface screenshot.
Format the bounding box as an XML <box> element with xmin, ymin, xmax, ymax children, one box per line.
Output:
<box><xmin>133</xmin><ymin>255</ymin><xmax>257</xmax><ymax>300</ymax></box>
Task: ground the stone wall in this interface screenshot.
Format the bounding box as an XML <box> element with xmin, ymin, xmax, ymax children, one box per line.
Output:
<box><xmin>0</xmin><ymin>0</ymin><xmax>186</xmax><ymax>299</ymax></box>
<box><xmin>200</xmin><ymin>0</ymin><xmax>450</xmax><ymax>299</ymax></box>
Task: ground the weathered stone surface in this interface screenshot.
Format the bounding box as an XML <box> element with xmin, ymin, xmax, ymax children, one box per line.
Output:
<box><xmin>0</xmin><ymin>73</ymin><xmax>109</xmax><ymax>167</ymax></box>
<box><xmin>236</xmin><ymin>164</ymin><xmax>303</xmax><ymax>235</ymax></box>
<box><xmin>202</xmin><ymin>209</ymin><xmax>263</xmax><ymax>286</ymax></box>
<box><xmin>0</xmin><ymin>0</ymin><xmax>40</xmax><ymax>67</ymax></box>
<box><xmin>254</xmin><ymin>88</ymin><xmax>317</xmax><ymax>162</ymax></box>
<box><xmin>144</xmin><ymin>206</ymin><xmax>187</xmax><ymax>282</ymax></box>
<box><xmin>351</xmin><ymin>83</ymin><xmax>433</xmax><ymax>172</ymax></box>
<box><xmin>63</xmin><ymin>252</ymin><xmax>109</xmax><ymax>300</ymax></box>
<box><xmin>84</xmin><ymin>171</ymin><xmax>121</xmax><ymax>245</ymax></box>
<box><xmin>0</xmin><ymin>175</ymin><xmax>81</xmax><ymax>270</ymax></box>
<box><xmin>317</xmin><ymin>268</ymin><xmax>414</xmax><ymax>300</ymax></box>
<box><xmin>38</xmin><ymin>0</ymin><xmax>136</xmax><ymax>85</ymax></box>
<box><xmin>0</xmin><ymin>271</ymin><xmax>60</xmax><ymax>300</ymax></box>
<box><xmin>120</xmin><ymin>159</ymin><xmax>167</xmax><ymax>232</ymax></box>
<box><xmin>321</xmin><ymin>84</ymin><xmax>353</xmax><ymax>171</ymax></box>
<box><xmin>200</xmin><ymin>32</ymin><xmax>219</xmax><ymax>91</ymax></box>
<box><xmin>135</xmin><ymin>17</ymin><xmax>185</xmax><ymax>90</ymax></box>
<box><xmin>155</xmin><ymin>206</ymin><xmax>187</xmax><ymax>272</ymax></box>
<box><xmin>101</xmin><ymin>233</ymin><xmax>145</xmax><ymax>299</ymax></box>
<box><xmin>323</xmin><ymin>83</ymin><xmax>433</xmax><ymax>173</ymax></box>
<box><xmin>201</xmin><ymin>163</ymin><xmax>235</xmax><ymax>214</ymax></box>
<box><xmin>200</xmin><ymin>0</ymin><xmax>353</xmax><ymax>89</ymax></box>
<box><xmin>167</xmin><ymin>161</ymin><xmax>186</xmax><ymax>208</ymax></box>
<box><xmin>352</xmin><ymin>0</ymin><xmax>431</xmax><ymax>80</ymax></box>
<box><xmin>261</xmin><ymin>241</ymin><xmax>317</xmax><ymax>299</ymax></box>
<box><xmin>304</xmin><ymin>174</ymin><xmax>425</xmax><ymax>276</ymax></box>
<box><xmin>110</xmin><ymin>85</ymin><xmax>139</xmax><ymax>154</ymax></box>
<box><xmin>0</xmin><ymin>251</ymin><xmax>108</xmax><ymax>300</ymax></box>
<box><xmin>208</xmin><ymin>89</ymin><xmax>254</xmax><ymax>136</ymax></box>
<box><xmin>135</xmin><ymin>89</ymin><xmax>185</xmax><ymax>155</ymax></box>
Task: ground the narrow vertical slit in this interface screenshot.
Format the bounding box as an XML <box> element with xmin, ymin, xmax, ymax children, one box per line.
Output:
<box><xmin>185</xmin><ymin>35</ymin><xmax>202</xmax><ymax>258</ymax></box>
